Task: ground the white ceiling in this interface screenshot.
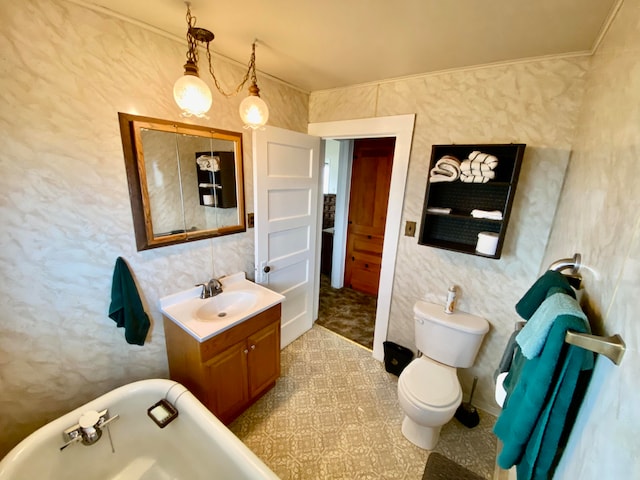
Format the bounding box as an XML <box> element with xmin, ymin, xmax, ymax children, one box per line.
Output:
<box><xmin>79</xmin><ymin>0</ymin><xmax>619</xmax><ymax>92</ymax></box>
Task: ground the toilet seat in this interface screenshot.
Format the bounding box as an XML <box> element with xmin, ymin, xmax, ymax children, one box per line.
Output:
<box><xmin>399</xmin><ymin>357</ymin><xmax>461</xmax><ymax>409</ymax></box>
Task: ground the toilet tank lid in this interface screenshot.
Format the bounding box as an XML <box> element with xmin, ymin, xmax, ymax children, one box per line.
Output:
<box><xmin>414</xmin><ymin>301</ymin><xmax>489</xmax><ymax>334</ymax></box>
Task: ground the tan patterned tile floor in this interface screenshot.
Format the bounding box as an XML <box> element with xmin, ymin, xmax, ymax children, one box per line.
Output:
<box><xmin>230</xmin><ymin>326</ymin><xmax>497</xmax><ymax>479</ymax></box>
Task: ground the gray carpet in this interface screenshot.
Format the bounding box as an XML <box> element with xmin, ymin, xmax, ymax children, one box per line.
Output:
<box><xmin>317</xmin><ymin>274</ymin><xmax>377</xmax><ymax>349</ymax></box>
<box><xmin>423</xmin><ymin>452</ymin><xmax>485</xmax><ymax>480</ymax></box>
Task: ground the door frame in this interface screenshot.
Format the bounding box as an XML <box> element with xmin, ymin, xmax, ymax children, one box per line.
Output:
<box><xmin>308</xmin><ymin>114</ymin><xmax>415</xmax><ymax>361</ymax></box>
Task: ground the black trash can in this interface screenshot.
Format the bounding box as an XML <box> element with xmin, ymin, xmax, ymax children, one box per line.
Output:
<box><xmin>383</xmin><ymin>341</ymin><xmax>414</xmax><ymax>376</ymax></box>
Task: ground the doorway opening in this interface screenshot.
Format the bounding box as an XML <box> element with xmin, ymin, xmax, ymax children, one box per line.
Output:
<box><xmin>316</xmin><ymin>138</ymin><xmax>395</xmax><ymax>349</ymax></box>
<box><xmin>308</xmin><ymin>114</ymin><xmax>415</xmax><ymax>361</ymax></box>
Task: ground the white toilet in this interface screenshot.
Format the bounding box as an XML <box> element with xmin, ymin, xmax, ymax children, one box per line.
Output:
<box><xmin>397</xmin><ymin>301</ymin><xmax>489</xmax><ymax>449</ymax></box>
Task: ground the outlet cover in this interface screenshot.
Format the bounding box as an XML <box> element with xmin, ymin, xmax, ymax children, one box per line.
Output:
<box><xmin>405</xmin><ymin>221</ymin><xmax>416</xmax><ymax>237</ymax></box>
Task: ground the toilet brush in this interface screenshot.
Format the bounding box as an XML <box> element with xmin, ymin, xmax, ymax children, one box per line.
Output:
<box><xmin>455</xmin><ymin>376</ymin><xmax>480</xmax><ymax>428</ymax></box>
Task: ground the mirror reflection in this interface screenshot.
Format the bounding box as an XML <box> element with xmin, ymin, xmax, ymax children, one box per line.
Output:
<box><xmin>118</xmin><ymin>113</ymin><xmax>246</xmax><ymax>250</ymax></box>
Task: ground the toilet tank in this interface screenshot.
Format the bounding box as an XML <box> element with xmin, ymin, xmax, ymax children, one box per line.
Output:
<box><xmin>413</xmin><ymin>301</ymin><xmax>489</xmax><ymax>368</ymax></box>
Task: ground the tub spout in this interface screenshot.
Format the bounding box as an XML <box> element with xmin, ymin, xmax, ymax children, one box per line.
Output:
<box><xmin>60</xmin><ymin>409</ymin><xmax>119</xmax><ymax>451</ymax></box>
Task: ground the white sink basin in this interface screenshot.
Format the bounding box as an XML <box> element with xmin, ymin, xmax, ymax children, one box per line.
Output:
<box><xmin>159</xmin><ymin>272</ymin><xmax>284</xmax><ymax>342</ymax></box>
<box><xmin>195</xmin><ymin>290</ymin><xmax>259</xmax><ymax>321</ymax></box>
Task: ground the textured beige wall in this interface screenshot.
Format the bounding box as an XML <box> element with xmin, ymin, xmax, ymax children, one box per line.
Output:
<box><xmin>310</xmin><ymin>57</ymin><xmax>589</xmax><ymax>414</ymax></box>
<box><xmin>0</xmin><ymin>0</ymin><xmax>308</xmax><ymax>456</ymax></box>
<box><xmin>542</xmin><ymin>0</ymin><xmax>640</xmax><ymax>477</ymax></box>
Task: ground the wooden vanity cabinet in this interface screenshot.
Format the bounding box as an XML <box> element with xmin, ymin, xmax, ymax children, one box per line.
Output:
<box><xmin>163</xmin><ymin>304</ymin><xmax>281</xmax><ymax>424</ymax></box>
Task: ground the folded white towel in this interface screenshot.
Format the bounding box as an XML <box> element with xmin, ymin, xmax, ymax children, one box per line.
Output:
<box><xmin>439</xmin><ymin>155</ymin><xmax>461</xmax><ymax>166</ymax></box>
<box><xmin>426</xmin><ymin>207</ymin><xmax>452</xmax><ymax>214</ymax></box>
<box><xmin>460</xmin><ymin>172</ymin><xmax>490</xmax><ymax>183</ymax></box>
<box><xmin>429</xmin><ymin>174</ymin><xmax>457</xmax><ymax>183</ymax></box>
<box><xmin>460</xmin><ymin>169</ymin><xmax>496</xmax><ymax>180</ymax></box>
<box><xmin>460</xmin><ymin>159</ymin><xmax>495</xmax><ymax>173</ymax></box>
<box><xmin>471</xmin><ymin>209</ymin><xmax>503</xmax><ymax>220</ymax></box>
<box><xmin>468</xmin><ymin>151</ymin><xmax>498</xmax><ymax>169</ymax></box>
<box><xmin>436</xmin><ymin>162</ymin><xmax>460</xmax><ymax>177</ymax></box>
<box><xmin>196</xmin><ymin>155</ymin><xmax>220</xmax><ymax>172</ymax></box>
<box><xmin>429</xmin><ymin>155</ymin><xmax>461</xmax><ymax>181</ymax></box>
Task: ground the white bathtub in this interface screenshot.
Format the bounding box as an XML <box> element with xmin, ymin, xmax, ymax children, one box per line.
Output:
<box><xmin>0</xmin><ymin>379</ymin><xmax>279</xmax><ymax>479</ymax></box>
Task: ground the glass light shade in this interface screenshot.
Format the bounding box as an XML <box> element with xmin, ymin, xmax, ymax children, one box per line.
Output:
<box><xmin>239</xmin><ymin>95</ymin><xmax>269</xmax><ymax>129</ymax></box>
<box><xmin>173</xmin><ymin>74</ymin><xmax>212</xmax><ymax>117</ymax></box>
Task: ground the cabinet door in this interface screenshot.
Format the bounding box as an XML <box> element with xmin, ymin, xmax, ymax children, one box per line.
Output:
<box><xmin>205</xmin><ymin>339</ymin><xmax>249</xmax><ymax>422</ymax></box>
<box><xmin>247</xmin><ymin>321</ymin><xmax>281</xmax><ymax>398</ymax></box>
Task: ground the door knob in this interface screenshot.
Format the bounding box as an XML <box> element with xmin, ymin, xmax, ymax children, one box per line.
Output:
<box><xmin>263</xmin><ymin>265</ymin><xmax>271</xmax><ymax>273</ymax></box>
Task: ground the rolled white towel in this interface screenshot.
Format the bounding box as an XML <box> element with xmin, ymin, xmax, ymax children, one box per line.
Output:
<box><xmin>460</xmin><ymin>172</ymin><xmax>490</xmax><ymax>183</ymax></box>
<box><xmin>468</xmin><ymin>151</ymin><xmax>498</xmax><ymax>169</ymax></box>
<box><xmin>471</xmin><ymin>209</ymin><xmax>503</xmax><ymax>220</ymax></box>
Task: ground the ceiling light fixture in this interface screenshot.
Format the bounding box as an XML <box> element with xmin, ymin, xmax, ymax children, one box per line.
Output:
<box><xmin>173</xmin><ymin>3</ymin><xmax>269</xmax><ymax>129</ymax></box>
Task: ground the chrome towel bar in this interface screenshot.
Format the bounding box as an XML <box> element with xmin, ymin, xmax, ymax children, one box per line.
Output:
<box><xmin>565</xmin><ymin>331</ymin><xmax>626</xmax><ymax>365</ymax></box>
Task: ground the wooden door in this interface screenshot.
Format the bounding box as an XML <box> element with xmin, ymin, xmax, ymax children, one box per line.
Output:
<box><xmin>253</xmin><ymin>126</ymin><xmax>321</xmax><ymax>348</ymax></box>
<box><xmin>344</xmin><ymin>138</ymin><xmax>395</xmax><ymax>296</ymax></box>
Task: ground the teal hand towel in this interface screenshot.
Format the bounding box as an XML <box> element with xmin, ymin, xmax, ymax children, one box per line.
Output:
<box><xmin>515</xmin><ymin>271</ymin><xmax>575</xmax><ymax>320</ymax></box>
<box><xmin>108</xmin><ymin>257</ymin><xmax>150</xmax><ymax>345</ymax></box>
<box><xmin>493</xmin><ymin>315</ymin><xmax>593</xmax><ymax>480</ymax></box>
<box><xmin>516</xmin><ymin>292</ymin><xmax>587</xmax><ymax>359</ymax></box>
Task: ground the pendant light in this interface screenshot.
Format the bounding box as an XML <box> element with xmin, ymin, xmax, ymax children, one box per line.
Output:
<box><xmin>173</xmin><ymin>3</ymin><xmax>270</xmax><ymax>129</ymax></box>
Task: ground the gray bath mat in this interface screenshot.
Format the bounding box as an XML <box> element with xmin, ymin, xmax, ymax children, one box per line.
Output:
<box><xmin>422</xmin><ymin>452</ymin><xmax>484</xmax><ymax>480</ymax></box>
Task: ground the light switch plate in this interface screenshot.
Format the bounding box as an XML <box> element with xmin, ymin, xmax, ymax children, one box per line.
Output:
<box><xmin>405</xmin><ymin>221</ymin><xmax>416</xmax><ymax>237</ymax></box>
<box><xmin>247</xmin><ymin>213</ymin><xmax>254</xmax><ymax>228</ymax></box>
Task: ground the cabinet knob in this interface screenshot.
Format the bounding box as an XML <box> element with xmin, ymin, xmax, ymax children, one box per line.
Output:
<box><xmin>243</xmin><ymin>349</ymin><xmax>249</xmax><ymax>354</ymax></box>
<box><xmin>250</xmin><ymin>344</ymin><xmax>256</xmax><ymax>350</ymax></box>
<box><xmin>263</xmin><ymin>265</ymin><xmax>271</xmax><ymax>273</ymax></box>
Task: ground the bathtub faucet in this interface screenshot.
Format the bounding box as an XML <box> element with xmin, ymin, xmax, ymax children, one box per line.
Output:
<box><xmin>196</xmin><ymin>278</ymin><xmax>223</xmax><ymax>299</ymax></box>
<box><xmin>60</xmin><ymin>409</ymin><xmax>119</xmax><ymax>451</ymax></box>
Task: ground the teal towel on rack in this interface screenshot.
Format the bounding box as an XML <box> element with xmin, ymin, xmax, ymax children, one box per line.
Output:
<box><xmin>517</xmin><ymin>292</ymin><xmax>588</xmax><ymax>359</ymax></box>
<box><xmin>515</xmin><ymin>270</ymin><xmax>575</xmax><ymax>320</ymax></box>
<box><xmin>108</xmin><ymin>257</ymin><xmax>150</xmax><ymax>346</ymax></box>
<box><xmin>493</xmin><ymin>315</ymin><xmax>593</xmax><ymax>480</ymax></box>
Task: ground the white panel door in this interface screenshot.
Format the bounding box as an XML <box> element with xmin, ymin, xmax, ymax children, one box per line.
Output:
<box><xmin>254</xmin><ymin>126</ymin><xmax>321</xmax><ymax>348</ymax></box>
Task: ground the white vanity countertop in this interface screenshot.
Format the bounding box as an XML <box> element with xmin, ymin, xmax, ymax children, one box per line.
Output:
<box><xmin>159</xmin><ymin>272</ymin><xmax>284</xmax><ymax>342</ymax></box>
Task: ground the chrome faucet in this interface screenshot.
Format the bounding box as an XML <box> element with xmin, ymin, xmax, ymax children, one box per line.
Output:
<box><xmin>196</xmin><ymin>278</ymin><xmax>223</xmax><ymax>299</ymax></box>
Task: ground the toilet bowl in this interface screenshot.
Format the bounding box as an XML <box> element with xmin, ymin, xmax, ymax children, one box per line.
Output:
<box><xmin>397</xmin><ymin>356</ymin><xmax>462</xmax><ymax>449</ymax></box>
<box><xmin>397</xmin><ymin>301</ymin><xmax>489</xmax><ymax>449</ymax></box>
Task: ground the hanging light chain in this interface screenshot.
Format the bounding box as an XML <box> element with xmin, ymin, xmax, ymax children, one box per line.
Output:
<box><xmin>182</xmin><ymin>3</ymin><xmax>260</xmax><ymax>98</ymax></box>
<box><xmin>204</xmin><ymin>41</ymin><xmax>257</xmax><ymax>98</ymax></box>
<box><xmin>185</xmin><ymin>5</ymin><xmax>199</xmax><ymax>68</ymax></box>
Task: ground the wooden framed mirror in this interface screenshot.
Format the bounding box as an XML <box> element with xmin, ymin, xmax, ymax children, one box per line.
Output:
<box><xmin>118</xmin><ymin>113</ymin><xmax>246</xmax><ymax>250</ymax></box>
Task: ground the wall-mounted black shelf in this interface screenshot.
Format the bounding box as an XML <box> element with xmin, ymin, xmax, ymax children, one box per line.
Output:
<box><xmin>418</xmin><ymin>143</ymin><xmax>525</xmax><ymax>259</ymax></box>
<box><xmin>195</xmin><ymin>151</ymin><xmax>237</xmax><ymax>208</ymax></box>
